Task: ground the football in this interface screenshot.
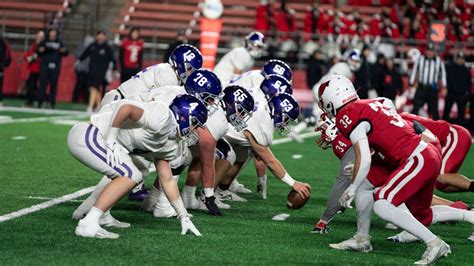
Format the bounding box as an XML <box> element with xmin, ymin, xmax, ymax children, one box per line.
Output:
<box><xmin>287</xmin><ymin>189</ymin><xmax>310</xmax><ymax>209</ymax></box>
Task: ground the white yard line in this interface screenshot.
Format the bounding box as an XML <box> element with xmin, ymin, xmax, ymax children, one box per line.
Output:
<box><xmin>0</xmin><ymin>131</ymin><xmax>319</xmax><ymax>223</ymax></box>
<box><xmin>27</xmin><ymin>196</ymin><xmax>85</xmax><ymax>203</ymax></box>
<box><xmin>0</xmin><ymin>114</ymin><xmax>90</xmax><ymax>124</ymax></box>
<box><xmin>0</xmin><ymin>187</ymin><xmax>94</xmax><ymax>223</ymax></box>
<box><xmin>0</xmin><ymin>106</ymin><xmax>88</xmax><ymax>115</ymax></box>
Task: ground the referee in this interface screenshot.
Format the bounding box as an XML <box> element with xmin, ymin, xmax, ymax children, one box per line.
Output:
<box><xmin>409</xmin><ymin>43</ymin><xmax>446</xmax><ymax>120</ymax></box>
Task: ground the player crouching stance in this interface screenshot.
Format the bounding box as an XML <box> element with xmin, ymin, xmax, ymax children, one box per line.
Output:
<box><xmin>318</xmin><ymin>75</ymin><xmax>451</xmax><ymax>264</ymax></box>
<box><xmin>67</xmin><ymin>95</ymin><xmax>207</xmax><ymax>238</ymax></box>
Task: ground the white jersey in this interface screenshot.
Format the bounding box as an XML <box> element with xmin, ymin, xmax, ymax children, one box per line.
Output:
<box><xmin>147</xmin><ymin>85</ymin><xmax>187</xmax><ymax>106</ymax></box>
<box><xmin>214</xmin><ymin>47</ymin><xmax>254</xmax><ymax>84</ymax></box>
<box><xmin>91</xmin><ymin>101</ymin><xmax>181</xmax><ymax>162</ymax></box>
<box><xmin>228</xmin><ymin>70</ymin><xmax>264</xmax><ymax>90</ymax></box>
<box><xmin>118</xmin><ymin>63</ymin><xmax>179</xmax><ymax>101</ymax></box>
<box><xmin>225</xmin><ymin>87</ymin><xmax>273</xmax><ymax>147</ymax></box>
<box><xmin>149</xmin><ymin>85</ymin><xmax>228</xmax><ymax>141</ymax></box>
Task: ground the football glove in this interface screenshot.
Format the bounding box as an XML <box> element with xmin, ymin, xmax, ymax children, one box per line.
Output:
<box><xmin>105</xmin><ymin>140</ymin><xmax>128</xmax><ymax>168</ymax></box>
<box><xmin>343</xmin><ymin>163</ymin><xmax>354</xmax><ymax>179</ymax></box>
<box><xmin>180</xmin><ymin>216</ymin><xmax>202</xmax><ymax>236</ymax></box>
<box><xmin>339</xmin><ymin>185</ymin><xmax>356</xmax><ymax>209</ymax></box>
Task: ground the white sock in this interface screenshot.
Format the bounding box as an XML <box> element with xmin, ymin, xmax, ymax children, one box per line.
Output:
<box><xmin>258</xmin><ymin>175</ymin><xmax>267</xmax><ymax>184</ymax></box>
<box><xmin>182</xmin><ymin>185</ymin><xmax>197</xmax><ymax>198</ymax></box>
<box><xmin>170</xmin><ymin>198</ymin><xmax>188</xmax><ymax>218</ymax></box>
<box><xmin>373</xmin><ymin>199</ymin><xmax>436</xmax><ymax>243</ymax></box>
<box><xmin>82</xmin><ymin>207</ymin><xmax>103</xmax><ymax>224</ymax></box>
<box><xmin>355</xmin><ymin>187</ymin><xmax>374</xmax><ymax>237</ymax></box>
<box><xmin>203</xmin><ymin>187</ymin><xmax>214</xmax><ymax>198</ymax></box>
<box><xmin>431</xmin><ymin>205</ymin><xmax>474</xmax><ymax>224</ymax></box>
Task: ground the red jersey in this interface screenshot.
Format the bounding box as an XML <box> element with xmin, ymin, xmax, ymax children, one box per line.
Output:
<box><xmin>336</xmin><ymin>99</ymin><xmax>421</xmax><ymax>167</ymax></box>
<box><xmin>121</xmin><ymin>38</ymin><xmax>144</xmax><ymax>69</ymax></box>
<box><xmin>400</xmin><ymin>113</ymin><xmax>450</xmax><ymax>147</ymax></box>
<box><xmin>332</xmin><ymin>133</ymin><xmax>352</xmax><ymax>160</ymax></box>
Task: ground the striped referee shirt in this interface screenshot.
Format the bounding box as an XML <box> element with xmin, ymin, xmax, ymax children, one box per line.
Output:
<box><xmin>409</xmin><ymin>55</ymin><xmax>447</xmax><ymax>87</ymax></box>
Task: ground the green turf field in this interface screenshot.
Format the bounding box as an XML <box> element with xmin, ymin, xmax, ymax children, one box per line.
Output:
<box><xmin>0</xmin><ymin>105</ymin><xmax>473</xmax><ymax>265</ymax></box>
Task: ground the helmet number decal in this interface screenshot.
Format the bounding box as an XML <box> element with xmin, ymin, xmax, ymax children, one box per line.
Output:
<box><xmin>272</xmin><ymin>80</ymin><xmax>288</xmax><ymax>93</ymax></box>
<box><xmin>189</xmin><ymin>102</ymin><xmax>199</xmax><ymax>112</ymax></box>
<box><xmin>183</xmin><ymin>50</ymin><xmax>196</xmax><ymax>61</ymax></box>
<box><xmin>233</xmin><ymin>89</ymin><xmax>248</xmax><ymax>102</ymax></box>
<box><xmin>272</xmin><ymin>64</ymin><xmax>285</xmax><ymax>76</ymax></box>
<box><xmin>192</xmin><ymin>72</ymin><xmax>208</xmax><ymax>87</ymax></box>
<box><xmin>280</xmin><ymin>99</ymin><xmax>293</xmax><ymax>112</ymax></box>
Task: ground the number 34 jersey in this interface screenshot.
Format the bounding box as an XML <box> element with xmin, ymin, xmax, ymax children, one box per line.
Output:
<box><xmin>336</xmin><ymin>99</ymin><xmax>422</xmax><ymax>167</ymax></box>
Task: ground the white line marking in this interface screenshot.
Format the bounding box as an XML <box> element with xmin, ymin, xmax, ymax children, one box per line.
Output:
<box><xmin>0</xmin><ymin>187</ymin><xmax>94</xmax><ymax>223</ymax></box>
<box><xmin>28</xmin><ymin>196</ymin><xmax>84</xmax><ymax>203</ymax></box>
<box><xmin>0</xmin><ymin>106</ymin><xmax>88</xmax><ymax>115</ymax></box>
<box><xmin>0</xmin><ymin>131</ymin><xmax>319</xmax><ymax>223</ymax></box>
<box><xmin>0</xmin><ymin>114</ymin><xmax>89</xmax><ymax>124</ymax></box>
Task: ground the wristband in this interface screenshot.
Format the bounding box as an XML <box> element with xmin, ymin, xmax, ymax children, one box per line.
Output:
<box><xmin>281</xmin><ymin>173</ymin><xmax>296</xmax><ymax>187</ymax></box>
<box><xmin>107</xmin><ymin>127</ymin><xmax>120</xmax><ymax>142</ymax></box>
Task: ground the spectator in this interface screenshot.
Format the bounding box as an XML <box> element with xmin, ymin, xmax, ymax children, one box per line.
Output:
<box><xmin>163</xmin><ymin>30</ymin><xmax>186</xmax><ymax>63</ymax></box>
<box><xmin>24</xmin><ymin>31</ymin><xmax>44</xmax><ymax>107</ymax></box>
<box><xmin>0</xmin><ymin>35</ymin><xmax>11</xmax><ymax>107</ymax></box>
<box><xmin>354</xmin><ymin>46</ymin><xmax>372</xmax><ymax>99</ymax></box>
<box><xmin>306</xmin><ymin>49</ymin><xmax>327</xmax><ymax>90</ymax></box>
<box><xmin>255</xmin><ymin>0</ymin><xmax>276</xmax><ymax>33</ymax></box>
<box><xmin>36</xmin><ymin>28</ymin><xmax>68</xmax><ymax>109</ymax></box>
<box><xmin>379</xmin><ymin>57</ymin><xmax>403</xmax><ymax>101</ymax></box>
<box><xmin>370</xmin><ymin>53</ymin><xmax>386</xmax><ymax>97</ymax></box>
<box><xmin>79</xmin><ymin>31</ymin><xmax>116</xmax><ymax>113</ymax></box>
<box><xmin>119</xmin><ymin>27</ymin><xmax>144</xmax><ymax>83</ymax></box>
<box><xmin>443</xmin><ymin>52</ymin><xmax>471</xmax><ymax>126</ymax></box>
<box><xmin>409</xmin><ymin>43</ymin><xmax>446</xmax><ymax>120</ymax></box>
<box><xmin>303</xmin><ymin>0</ymin><xmax>322</xmax><ymax>41</ymax></box>
<box><xmin>275</xmin><ymin>0</ymin><xmax>297</xmax><ymax>41</ymax></box>
<box><xmin>72</xmin><ymin>35</ymin><xmax>94</xmax><ymax>103</ymax></box>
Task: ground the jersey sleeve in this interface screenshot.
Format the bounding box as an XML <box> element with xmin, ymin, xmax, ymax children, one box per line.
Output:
<box><xmin>332</xmin><ymin>134</ymin><xmax>353</xmax><ymax>160</ymax></box>
<box><xmin>335</xmin><ymin>103</ymin><xmax>366</xmax><ymax>140</ymax></box>
<box><xmin>154</xmin><ymin>63</ymin><xmax>180</xmax><ymax>88</ymax></box>
<box><xmin>205</xmin><ymin>108</ymin><xmax>229</xmax><ymax>141</ymax></box>
<box><xmin>232</xmin><ymin>48</ymin><xmax>252</xmax><ymax>71</ymax></box>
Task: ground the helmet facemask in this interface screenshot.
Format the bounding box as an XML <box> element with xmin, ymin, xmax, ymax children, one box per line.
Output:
<box><xmin>229</xmin><ymin>102</ymin><xmax>252</xmax><ymax>131</ymax></box>
<box><xmin>275</xmin><ymin>113</ymin><xmax>292</xmax><ymax>136</ymax></box>
<box><xmin>315</xmin><ymin>113</ymin><xmax>338</xmax><ymax>149</ymax></box>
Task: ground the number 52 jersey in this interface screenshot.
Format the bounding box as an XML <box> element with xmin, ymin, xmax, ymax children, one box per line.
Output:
<box><xmin>335</xmin><ymin>99</ymin><xmax>422</xmax><ymax>167</ymax></box>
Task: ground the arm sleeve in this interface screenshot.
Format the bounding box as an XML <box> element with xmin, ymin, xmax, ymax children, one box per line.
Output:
<box><xmin>409</xmin><ymin>57</ymin><xmax>419</xmax><ymax>85</ymax></box>
<box><xmin>79</xmin><ymin>44</ymin><xmax>92</xmax><ymax>61</ymax></box>
<box><xmin>349</xmin><ymin>123</ymin><xmax>371</xmax><ymax>191</ymax></box>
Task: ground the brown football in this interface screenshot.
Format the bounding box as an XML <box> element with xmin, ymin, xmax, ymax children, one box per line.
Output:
<box><xmin>287</xmin><ymin>189</ymin><xmax>310</xmax><ymax>209</ymax></box>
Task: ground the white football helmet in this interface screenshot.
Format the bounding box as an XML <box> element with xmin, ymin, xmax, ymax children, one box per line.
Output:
<box><xmin>315</xmin><ymin>113</ymin><xmax>338</xmax><ymax>150</ymax></box>
<box><xmin>345</xmin><ymin>49</ymin><xmax>362</xmax><ymax>72</ymax></box>
<box><xmin>318</xmin><ymin>75</ymin><xmax>358</xmax><ymax>117</ymax></box>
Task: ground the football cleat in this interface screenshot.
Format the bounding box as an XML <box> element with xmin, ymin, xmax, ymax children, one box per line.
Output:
<box><xmin>468</xmin><ymin>233</ymin><xmax>474</xmax><ymax>242</ymax></box>
<box><xmin>153</xmin><ymin>193</ymin><xmax>177</xmax><ymax>218</ymax></box>
<box><xmin>99</xmin><ymin>212</ymin><xmax>131</xmax><ymax>228</ymax></box>
<box><xmin>204</xmin><ymin>196</ymin><xmax>222</xmax><ymax>216</ymax></box>
<box><xmin>230</xmin><ymin>179</ymin><xmax>252</xmax><ymax>194</ymax></box>
<box><xmin>198</xmin><ymin>194</ymin><xmax>230</xmax><ymax>210</ymax></box>
<box><xmin>414</xmin><ymin>238</ymin><xmax>451</xmax><ymax>265</ymax></box>
<box><xmin>386</xmin><ymin>230</ymin><xmax>420</xmax><ymax>243</ymax></box>
<box><xmin>311</xmin><ymin>221</ymin><xmax>329</xmax><ymax>234</ymax></box>
<box><xmin>128</xmin><ymin>187</ymin><xmax>149</xmax><ymax>202</ymax></box>
<box><xmin>75</xmin><ymin>219</ymin><xmax>119</xmax><ymax>239</ymax></box>
<box><xmin>329</xmin><ymin>235</ymin><xmax>373</xmax><ymax>253</ymax></box>
<box><xmin>216</xmin><ymin>188</ymin><xmax>247</xmax><ymax>202</ymax></box>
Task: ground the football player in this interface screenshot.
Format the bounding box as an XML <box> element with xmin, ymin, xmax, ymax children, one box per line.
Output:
<box><xmin>67</xmin><ymin>95</ymin><xmax>207</xmax><ymax>238</ymax></box>
<box><xmin>217</xmin><ymin>91</ymin><xmax>311</xmax><ymax>203</ymax></box>
<box><xmin>214</xmin><ymin>31</ymin><xmax>265</xmax><ymax>84</ymax></box>
<box><xmin>96</xmin><ymin>44</ymin><xmax>202</xmax><ymax>201</ymax></box>
<box><xmin>318</xmin><ymin>75</ymin><xmax>450</xmax><ymax>264</ymax></box>
<box><xmin>227</xmin><ymin>59</ymin><xmax>292</xmax><ymax>196</ymax></box>
<box><xmin>312</xmin><ymin>112</ymin><xmax>472</xmax><ymax>237</ymax></box>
